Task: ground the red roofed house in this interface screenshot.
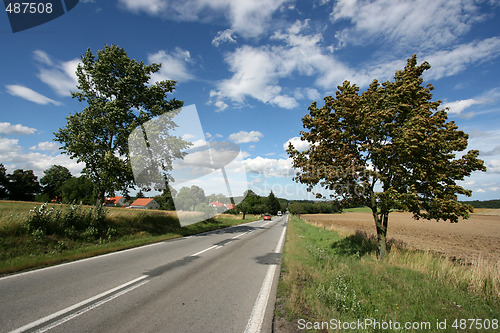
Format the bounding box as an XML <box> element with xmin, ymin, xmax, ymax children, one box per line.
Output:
<box><xmin>225</xmin><ymin>203</ymin><xmax>235</xmax><ymax>210</ymax></box>
<box><xmin>104</xmin><ymin>196</ymin><xmax>127</xmax><ymax>207</ymax></box>
<box><xmin>210</xmin><ymin>201</ymin><xmax>225</xmax><ymax>208</ymax></box>
<box><xmin>128</xmin><ymin>198</ymin><xmax>160</xmax><ymax>210</ymax></box>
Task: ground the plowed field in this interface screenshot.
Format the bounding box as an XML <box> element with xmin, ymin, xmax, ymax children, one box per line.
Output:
<box><xmin>301</xmin><ymin>210</ymin><xmax>500</xmax><ymax>264</ymax></box>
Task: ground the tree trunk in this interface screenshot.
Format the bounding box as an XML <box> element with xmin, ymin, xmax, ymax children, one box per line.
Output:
<box><xmin>96</xmin><ymin>186</ymin><xmax>105</xmax><ymax>208</ymax></box>
<box><xmin>372</xmin><ymin>208</ymin><xmax>389</xmax><ymax>260</ymax></box>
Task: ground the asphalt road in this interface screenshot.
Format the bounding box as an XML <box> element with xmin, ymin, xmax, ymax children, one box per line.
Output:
<box><xmin>0</xmin><ymin>214</ymin><xmax>288</xmax><ymax>333</ymax></box>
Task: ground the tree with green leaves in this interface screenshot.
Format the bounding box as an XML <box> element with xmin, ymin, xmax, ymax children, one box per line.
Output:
<box><xmin>267</xmin><ymin>190</ymin><xmax>281</xmax><ymax>215</ymax></box>
<box><xmin>288</xmin><ymin>55</ymin><xmax>486</xmax><ymax>259</ymax></box>
<box><xmin>0</xmin><ymin>163</ymin><xmax>8</xmax><ymax>199</ymax></box>
<box><xmin>40</xmin><ymin>165</ymin><xmax>72</xmax><ymax>202</ymax></box>
<box><xmin>7</xmin><ymin>169</ymin><xmax>41</xmax><ymax>201</ymax></box>
<box><xmin>61</xmin><ymin>176</ymin><xmax>96</xmax><ymax>205</ymax></box>
<box><xmin>55</xmin><ymin>44</ymin><xmax>184</xmax><ymax>207</ymax></box>
<box><xmin>175</xmin><ymin>185</ymin><xmax>207</xmax><ymax>211</ymax></box>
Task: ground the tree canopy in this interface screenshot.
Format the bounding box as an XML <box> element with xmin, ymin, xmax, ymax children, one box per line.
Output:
<box><xmin>288</xmin><ymin>55</ymin><xmax>486</xmax><ymax>259</ymax></box>
<box><xmin>54</xmin><ymin>44</ymin><xmax>184</xmax><ymax>206</ymax></box>
<box><xmin>40</xmin><ymin>165</ymin><xmax>72</xmax><ymax>201</ymax></box>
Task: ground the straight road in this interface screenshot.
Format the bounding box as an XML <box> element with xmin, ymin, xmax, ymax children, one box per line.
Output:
<box><xmin>0</xmin><ymin>214</ymin><xmax>288</xmax><ymax>333</ymax></box>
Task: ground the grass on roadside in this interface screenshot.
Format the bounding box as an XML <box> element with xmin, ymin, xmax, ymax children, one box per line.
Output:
<box><xmin>0</xmin><ymin>201</ymin><xmax>261</xmax><ymax>275</ymax></box>
<box><xmin>275</xmin><ymin>215</ymin><xmax>499</xmax><ymax>332</ymax></box>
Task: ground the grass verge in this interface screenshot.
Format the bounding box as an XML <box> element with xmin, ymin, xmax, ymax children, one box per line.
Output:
<box><xmin>274</xmin><ymin>215</ymin><xmax>499</xmax><ymax>332</ymax></box>
<box><xmin>0</xmin><ymin>201</ymin><xmax>260</xmax><ymax>275</ymax></box>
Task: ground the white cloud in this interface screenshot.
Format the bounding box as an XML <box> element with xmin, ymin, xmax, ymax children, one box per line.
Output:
<box><xmin>212</xmin><ymin>29</ymin><xmax>237</xmax><ymax>47</ymax></box>
<box><xmin>283</xmin><ymin>137</ymin><xmax>310</xmax><ymax>152</ymax></box>
<box><xmin>0</xmin><ymin>122</ymin><xmax>37</xmax><ymax>135</ymax></box>
<box><xmin>0</xmin><ymin>139</ymin><xmax>83</xmax><ymax>177</ymax></box>
<box><xmin>442</xmin><ymin>99</ymin><xmax>482</xmax><ymax>118</ymax></box>
<box><xmin>486</xmin><ymin>160</ymin><xmax>500</xmax><ymax>174</ymax></box>
<box><xmin>228</xmin><ymin>130</ymin><xmax>263</xmax><ymax>144</ymax></box>
<box><xmin>0</xmin><ymin>138</ymin><xmax>21</xmax><ymax>153</ymax></box>
<box><xmin>30</xmin><ymin>141</ymin><xmax>60</xmax><ymax>152</ymax></box>
<box><xmin>5</xmin><ymin>85</ymin><xmax>61</xmax><ymax>106</ymax></box>
<box><xmin>331</xmin><ymin>0</ymin><xmax>485</xmax><ymax>50</ymax></box>
<box><xmin>118</xmin><ymin>0</ymin><xmax>289</xmax><ymax>38</ymax></box>
<box><xmin>148</xmin><ymin>47</ymin><xmax>195</xmax><ymax>83</ymax></box>
<box><xmin>244</xmin><ymin>156</ymin><xmax>295</xmax><ymax>177</ymax></box>
<box><xmin>425</xmin><ymin>37</ymin><xmax>500</xmax><ymax>80</ymax></box>
<box><xmin>34</xmin><ymin>50</ymin><xmax>79</xmax><ymax>96</ymax></box>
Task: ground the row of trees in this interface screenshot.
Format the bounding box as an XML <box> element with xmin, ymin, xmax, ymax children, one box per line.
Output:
<box><xmin>0</xmin><ymin>163</ymin><xmax>97</xmax><ymax>204</ymax></box>
<box><xmin>288</xmin><ymin>201</ymin><xmax>341</xmax><ymax>215</ymax></box>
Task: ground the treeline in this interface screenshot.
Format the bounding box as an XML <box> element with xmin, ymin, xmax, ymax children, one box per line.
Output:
<box><xmin>460</xmin><ymin>199</ymin><xmax>500</xmax><ymax>209</ymax></box>
<box><xmin>288</xmin><ymin>200</ymin><xmax>341</xmax><ymax>215</ymax></box>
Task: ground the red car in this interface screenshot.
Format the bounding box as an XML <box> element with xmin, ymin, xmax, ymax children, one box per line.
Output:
<box><xmin>263</xmin><ymin>214</ymin><xmax>272</xmax><ymax>220</ymax></box>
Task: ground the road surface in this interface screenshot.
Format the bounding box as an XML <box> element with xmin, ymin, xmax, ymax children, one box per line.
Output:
<box><xmin>0</xmin><ymin>214</ymin><xmax>288</xmax><ymax>333</ymax></box>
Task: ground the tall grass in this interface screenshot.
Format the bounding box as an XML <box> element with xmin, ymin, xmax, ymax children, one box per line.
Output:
<box><xmin>275</xmin><ymin>215</ymin><xmax>499</xmax><ymax>333</ymax></box>
<box><xmin>0</xmin><ymin>201</ymin><xmax>260</xmax><ymax>274</ymax></box>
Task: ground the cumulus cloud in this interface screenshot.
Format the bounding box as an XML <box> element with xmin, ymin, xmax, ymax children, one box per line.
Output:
<box><xmin>283</xmin><ymin>136</ymin><xmax>310</xmax><ymax>152</ymax></box>
<box><xmin>5</xmin><ymin>85</ymin><xmax>61</xmax><ymax>106</ymax></box>
<box><xmin>0</xmin><ymin>122</ymin><xmax>37</xmax><ymax>135</ymax></box>
<box><xmin>331</xmin><ymin>0</ymin><xmax>485</xmax><ymax>51</ymax></box>
<box><xmin>118</xmin><ymin>0</ymin><xmax>289</xmax><ymax>38</ymax></box>
<box><xmin>34</xmin><ymin>50</ymin><xmax>79</xmax><ymax>96</ymax></box>
<box><xmin>244</xmin><ymin>156</ymin><xmax>295</xmax><ymax>177</ymax></box>
<box><xmin>148</xmin><ymin>47</ymin><xmax>195</xmax><ymax>83</ymax></box>
<box><xmin>29</xmin><ymin>141</ymin><xmax>60</xmax><ymax>152</ymax></box>
<box><xmin>228</xmin><ymin>130</ymin><xmax>263</xmax><ymax>144</ymax></box>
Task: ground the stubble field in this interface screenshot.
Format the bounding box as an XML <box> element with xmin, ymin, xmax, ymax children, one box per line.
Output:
<box><xmin>302</xmin><ymin>209</ymin><xmax>500</xmax><ymax>264</ymax></box>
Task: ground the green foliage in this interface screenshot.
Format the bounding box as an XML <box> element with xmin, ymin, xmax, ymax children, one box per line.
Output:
<box><xmin>54</xmin><ymin>44</ymin><xmax>185</xmax><ymax>206</ymax></box>
<box><xmin>25</xmin><ymin>203</ymin><xmax>109</xmax><ymax>241</ymax></box>
<box><xmin>40</xmin><ymin>165</ymin><xmax>72</xmax><ymax>202</ymax></box>
<box><xmin>175</xmin><ymin>185</ymin><xmax>206</xmax><ymax>211</ymax></box>
<box><xmin>288</xmin><ymin>201</ymin><xmax>340</xmax><ymax>214</ymax></box>
<box><xmin>61</xmin><ymin>176</ymin><xmax>96</xmax><ymax>205</ymax></box>
<box><xmin>7</xmin><ymin>169</ymin><xmax>41</xmax><ymax>201</ymax></box>
<box><xmin>267</xmin><ymin>191</ymin><xmax>281</xmax><ymax>215</ymax></box>
<box><xmin>288</xmin><ymin>55</ymin><xmax>486</xmax><ymax>258</ymax></box>
<box><xmin>154</xmin><ymin>187</ymin><xmax>177</xmax><ymax>210</ymax></box>
<box><xmin>460</xmin><ymin>199</ymin><xmax>500</xmax><ymax>209</ymax></box>
<box><xmin>0</xmin><ymin>163</ymin><xmax>8</xmax><ymax>199</ymax></box>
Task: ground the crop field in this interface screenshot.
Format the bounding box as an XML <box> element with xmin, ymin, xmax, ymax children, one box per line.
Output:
<box><xmin>302</xmin><ymin>210</ymin><xmax>500</xmax><ymax>265</ymax></box>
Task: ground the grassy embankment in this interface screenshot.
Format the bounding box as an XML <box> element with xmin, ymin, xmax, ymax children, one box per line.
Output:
<box><xmin>275</xmin><ymin>215</ymin><xmax>499</xmax><ymax>332</ymax></box>
<box><xmin>0</xmin><ymin>201</ymin><xmax>260</xmax><ymax>275</ymax></box>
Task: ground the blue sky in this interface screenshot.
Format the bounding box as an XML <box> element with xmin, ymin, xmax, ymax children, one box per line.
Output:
<box><xmin>1</xmin><ymin>0</ymin><xmax>500</xmax><ymax>200</ymax></box>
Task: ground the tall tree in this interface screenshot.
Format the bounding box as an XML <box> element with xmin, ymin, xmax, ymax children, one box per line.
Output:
<box><xmin>40</xmin><ymin>165</ymin><xmax>72</xmax><ymax>201</ymax></box>
<box><xmin>175</xmin><ymin>185</ymin><xmax>207</xmax><ymax>211</ymax></box>
<box><xmin>55</xmin><ymin>44</ymin><xmax>185</xmax><ymax>207</ymax></box>
<box><xmin>288</xmin><ymin>55</ymin><xmax>486</xmax><ymax>259</ymax></box>
<box><xmin>61</xmin><ymin>176</ymin><xmax>96</xmax><ymax>205</ymax></box>
<box><xmin>0</xmin><ymin>164</ymin><xmax>8</xmax><ymax>199</ymax></box>
<box><xmin>7</xmin><ymin>169</ymin><xmax>41</xmax><ymax>201</ymax></box>
<box><xmin>267</xmin><ymin>190</ymin><xmax>281</xmax><ymax>215</ymax></box>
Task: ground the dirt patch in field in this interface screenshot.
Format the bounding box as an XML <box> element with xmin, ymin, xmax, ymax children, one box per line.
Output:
<box><xmin>301</xmin><ymin>211</ymin><xmax>500</xmax><ymax>264</ymax></box>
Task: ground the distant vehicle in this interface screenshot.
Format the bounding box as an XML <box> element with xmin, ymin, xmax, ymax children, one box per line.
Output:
<box><xmin>277</xmin><ymin>211</ymin><xmax>282</xmax><ymax>216</ymax></box>
<box><xmin>263</xmin><ymin>214</ymin><xmax>272</xmax><ymax>220</ymax></box>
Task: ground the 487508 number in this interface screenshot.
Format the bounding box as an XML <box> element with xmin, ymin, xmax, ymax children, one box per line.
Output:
<box><xmin>5</xmin><ymin>2</ymin><xmax>53</xmax><ymax>14</ymax></box>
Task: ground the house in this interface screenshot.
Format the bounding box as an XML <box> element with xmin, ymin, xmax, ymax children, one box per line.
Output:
<box><xmin>104</xmin><ymin>196</ymin><xmax>127</xmax><ymax>207</ymax></box>
<box><xmin>210</xmin><ymin>201</ymin><xmax>234</xmax><ymax>210</ymax></box>
<box><xmin>128</xmin><ymin>198</ymin><xmax>160</xmax><ymax>210</ymax></box>
<box><xmin>210</xmin><ymin>201</ymin><xmax>225</xmax><ymax>208</ymax></box>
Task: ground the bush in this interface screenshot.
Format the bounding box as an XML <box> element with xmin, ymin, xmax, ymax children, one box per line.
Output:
<box><xmin>25</xmin><ymin>203</ymin><xmax>109</xmax><ymax>241</ymax></box>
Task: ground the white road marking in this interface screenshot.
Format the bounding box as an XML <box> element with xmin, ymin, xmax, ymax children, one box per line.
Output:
<box><xmin>244</xmin><ymin>218</ymin><xmax>288</xmax><ymax>333</ymax></box>
<box><xmin>9</xmin><ymin>275</ymin><xmax>149</xmax><ymax>333</ymax></box>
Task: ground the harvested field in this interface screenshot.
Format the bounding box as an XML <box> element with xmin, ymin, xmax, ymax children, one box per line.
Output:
<box><xmin>301</xmin><ymin>210</ymin><xmax>500</xmax><ymax>264</ymax></box>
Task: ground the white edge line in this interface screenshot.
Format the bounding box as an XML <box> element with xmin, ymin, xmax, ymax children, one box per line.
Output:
<box><xmin>9</xmin><ymin>275</ymin><xmax>148</xmax><ymax>333</ymax></box>
<box><xmin>34</xmin><ymin>279</ymin><xmax>150</xmax><ymax>333</ymax></box>
<box><xmin>244</xmin><ymin>219</ymin><xmax>287</xmax><ymax>333</ymax></box>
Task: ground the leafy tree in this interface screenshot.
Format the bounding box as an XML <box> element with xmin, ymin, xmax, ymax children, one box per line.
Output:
<box><xmin>54</xmin><ymin>44</ymin><xmax>184</xmax><ymax>207</ymax></box>
<box><xmin>288</xmin><ymin>55</ymin><xmax>486</xmax><ymax>259</ymax></box>
<box><xmin>40</xmin><ymin>165</ymin><xmax>72</xmax><ymax>201</ymax></box>
<box><xmin>61</xmin><ymin>176</ymin><xmax>96</xmax><ymax>205</ymax></box>
<box><xmin>0</xmin><ymin>163</ymin><xmax>8</xmax><ymax>199</ymax></box>
<box><xmin>154</xmin><ymin>186</ymin><xmax>177</xmax><ymax>210</ymax></box>
<box><xmin>7</xmin><ymin>169</ymin><xmax>41</xmax><ymax>201</ymax></box>
<box><xmin>267</xmin><ymin>190</ymin><xmax>281</xmax><ymax>215</ymax></box>
<box><xmin>175</xmin><ymin>185</ymin><xmax>207</xmax><ymax>211</ymax></box>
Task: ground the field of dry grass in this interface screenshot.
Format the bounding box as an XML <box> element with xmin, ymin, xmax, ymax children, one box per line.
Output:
<box><xmin>302</xmin><ymin>210</ymin><xmax>500</xmax><ymax>265</ymax></box>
